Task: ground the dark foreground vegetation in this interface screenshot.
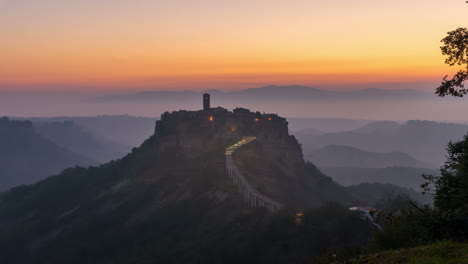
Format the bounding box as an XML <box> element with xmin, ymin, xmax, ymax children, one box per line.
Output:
<box><xmin>335</xmin><ymin>241</ymin><xmax>468</xmax><ymax>264</ymax></box>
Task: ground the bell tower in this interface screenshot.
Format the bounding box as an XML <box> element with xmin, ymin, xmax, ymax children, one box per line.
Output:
<box><xmin>203</xmin><ymin>93</ymin><xmax>210</xmax><ymax>111</ymax></box>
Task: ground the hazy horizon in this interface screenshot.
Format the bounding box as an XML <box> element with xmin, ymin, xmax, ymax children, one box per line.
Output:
<box><xmin>3</xmin><ymin>0</ymin><xmax>466</xmax><ymax>121</ymax></box>
<box><xmin>1</xmin><ymin>85</ymin><xmax>467</xmax><ymax>122</ymax></box>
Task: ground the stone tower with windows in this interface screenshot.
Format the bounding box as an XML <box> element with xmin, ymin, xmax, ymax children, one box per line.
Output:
<box><xmin>203</xmin><ymin>93</ymin><xmax>210</xmax><ymax>111</ymax></box>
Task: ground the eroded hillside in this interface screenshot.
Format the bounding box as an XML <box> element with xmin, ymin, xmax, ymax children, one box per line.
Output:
<box><xmin>0</xmin><ymin>109</ymin><xmax>368</xmax><ymax>264</ymax></box>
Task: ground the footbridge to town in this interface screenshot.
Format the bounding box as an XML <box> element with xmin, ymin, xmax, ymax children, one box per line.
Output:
<box><xmin>225</xmin><ymin>137</ymin><xmax>284</xmax><ymax>212</ymax></box>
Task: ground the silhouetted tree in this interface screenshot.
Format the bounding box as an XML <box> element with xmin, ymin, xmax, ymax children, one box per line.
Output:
<box><xmin>420</xmin><ymin>134</ymin><xmax>468</xmax><ymax>241</ymax></box>
<box><xmin>436</xmin><ymin>27</ymin><xmax>468</xmax><ymax>97</ymax></box>
<box><xmin>422</xmin><ymin>135</ymin><xmax>468</xmax><ymax>214</ymax></box>
<box><xmin>409</xmin><ymin>26</ymin><xmax>468</xmax><ymax>241</ymax></box>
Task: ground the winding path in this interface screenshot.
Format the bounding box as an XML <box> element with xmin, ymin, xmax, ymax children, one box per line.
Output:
<box><xmin>225</xmin><ymin>137</ymin><xmax>284</xmax><ymax>212</ymax></box>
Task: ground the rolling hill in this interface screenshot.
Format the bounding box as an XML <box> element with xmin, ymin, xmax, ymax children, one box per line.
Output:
<box><xmin>33</xmin><ymin>121</ymin><xmax>130</xmax><ymax>163</ymax></box>
<box><xmin>347</xmin><ymin>183</ymin><xmax>432</xmax><ymax>206</ymax></box>
<box><xmin>26</xmin><ymin>115</ymin><xmax>156</xmax><ymax>148</ymax></box>
<box><xmin>0</xmin><ymin>117</ymin><xmax>94</xmax><ymax>191</ymax></box>
<box><xmin>296</xmin><ymin>120</ymin><xmax>468</xmax><ymax>166</ymax></box>
<box><xmin>306</xmin><ymin>145</ymin><xmax>434</xmax><ymax>169</ymax></box>
<box><xmin>320</xmin><ymin>166</ymin><xmax>439</xmax><ymax>190</ymax></box>
<box><xmin>0</xmin><ymin>109</ymin><xmax>371</xmax><ymax>264</ymax></box>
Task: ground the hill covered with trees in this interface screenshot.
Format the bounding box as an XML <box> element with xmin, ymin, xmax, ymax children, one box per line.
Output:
<box><xmin>33</xmin><ymin>121</ymin><xmax>129</xmax><ymax>163</ymax></box>
<box><xmin>297</xmin><ymin>120</ymin><xmax>468</xmax><ymax>166</ymax></box>
<box><xmin>306</xmin><ymin>145</ymin><xmax>434</xmax><ymax>169</ymax></box>
<box><xmin>0</xmin><ymin>110</ymin><xmax>374</xmax><ymax>263</ymax></box>
<box><xmin>0</xmin><ymin>117</ymin><xmax>94</xmax><ymax>191</ymax></box>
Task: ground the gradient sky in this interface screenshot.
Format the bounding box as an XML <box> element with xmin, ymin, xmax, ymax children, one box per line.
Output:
<box><xmin>1</xmin><ymin>0</ymin><xmax>467</xmax><ymax>91</ymax></box>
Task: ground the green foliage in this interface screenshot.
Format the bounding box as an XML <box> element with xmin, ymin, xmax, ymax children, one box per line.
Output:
<box><xmin>348</xmin><ymin>183</ymin><xmax>432</xmax><ymax>208</ymax></box>
<box><xmin>419</xmin><ymin>134</ymin><xmax>468</xmax><ymax>241</ymax></box>
<box><xmin>0</xmin><ymin>196</ymin><xmax>373</xmax><ymax>264</ymax></box>
<box><xmin>437</xmin><ymin>27</ymin><xmax>468</xmax><ymax>97</ymax></box>
<box><xmin>342</xmin><ymin>241</ymin><xmax>468</xmax><ymax>264</ymax></box>
<box><xmin>422</xmin><ymin>134</ymin><xmax>468</xmax><ymax>215</ymax></box>
<box><xmin>371</xmin><ymin>209</ymin><xmax>431</xmax><ymax>250</ymax></box>
<box><xmin>375</xmin><ymin>193</ymin><xmax>415</xmax><ymax>212</ymax></box>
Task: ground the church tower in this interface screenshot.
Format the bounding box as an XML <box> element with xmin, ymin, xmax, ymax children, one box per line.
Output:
<box><xmin>203</xmin><ymin>93</ymin><xmax>210</xmax><ymax>111</ymax></box>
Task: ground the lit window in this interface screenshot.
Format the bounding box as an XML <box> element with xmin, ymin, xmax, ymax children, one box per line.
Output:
<box><xmin>255</xmin><ymin>118</ymin><xmax>260</xmax><ymax>122</ymax></box>
<box><xmin>209</xmin><ymin>116</ymin><xmax>214</xmax><ymax>121</ymax></box>
<box><xmin>268</xmin><ymin>117</ymin><xmax>272</xmax><ymax>121</ymax></box>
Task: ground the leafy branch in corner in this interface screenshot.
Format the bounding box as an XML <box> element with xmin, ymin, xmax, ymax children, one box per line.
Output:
<box><xmin>436</xmin><ymin>27</ymin><xmax>468</xmax><ymax>97</ymax></box>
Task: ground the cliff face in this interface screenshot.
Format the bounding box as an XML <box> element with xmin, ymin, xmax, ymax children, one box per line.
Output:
<box><xmin>0</xmin><ymin>109</ymin><xmax>355</xmax><ymax>263</ymax></box>
<box><xmin>152</xmin><ymin>108</ymin><xmax>350</xmax><ymax>208</ymax></box>
<box><xmin>230</xmin><ymin>124</ymin><xmax>351</xmax><ymax>208</ymax></box>
<box><xmin>153</xmin><ymin>108</ymin><xmax>294</xmax><ymax>159</ymax></box>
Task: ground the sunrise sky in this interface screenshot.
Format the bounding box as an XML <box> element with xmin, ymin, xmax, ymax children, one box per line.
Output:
<box><xmin>1</xmin><ymin>0</ymin><xmax>467</xmax><ymax>91</ymax></box>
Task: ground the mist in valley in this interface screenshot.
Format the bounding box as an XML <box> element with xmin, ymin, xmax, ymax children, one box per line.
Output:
<box><xmin>2</xmin><ymin>85</ymin><xmax>466</xmax><ymax>193</ymax></box>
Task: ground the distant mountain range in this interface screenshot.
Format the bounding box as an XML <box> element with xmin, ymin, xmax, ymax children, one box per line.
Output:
<box><xmin>307</xmin><ymin>145</ymin><xmax>434</xmax><ymax>169</ymax></box>
<box><xmin>0</xmin><ymin>116</ymin><xmax>158</xmax><ymax>191</ymax></box>
<box><xmin>321</xmin><ymin>166</ymin><xmax>439</xmax><ymax>190</ymax></box>
<box><xmin>288</xmin><ymin>118</ymin><xmax>372</xmax><ymax>133</ymax></box>
<box><xmin>351</xmin><ymin>121</ymin><xmax>401</xmax><ymax>134</ymax></box>
<box><xmin>89</xmin><ymin>85</ymin><xmax>433</xmax><ymax>103</ymax></box>
<box><xmin>294</xmin><ymin>120</ymin><xmax>464</xmax><ymax>190</ymax></box>
<box><xmin>348</xmin><ymin>183</ymin><xmax>432</xmax><ymax>206</ymax></box>
<box><xmin>296</xmin><ymin>120</ymin><xmax>468</xmax><ymax>165</ymax></box>
<box><xmin>23</xmin><ymin>115</ymin><xmax>156</xmax><ymax>148</ymax></box>
<box><xmin>33</xmin><ymin>121</ymin><xmax>130</xmax><ymax>163</ymax></box>
<box><xmin>0</xmin><ymin>117</ymin><xmax>95</xmax><ymax>191</ymax></box>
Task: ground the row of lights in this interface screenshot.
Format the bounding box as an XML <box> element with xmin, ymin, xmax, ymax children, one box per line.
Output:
<box><xmin>209</xmin><ymin>116</ymin><xmax>273</xmax><ymax>122</ymax></box>
<box><xmin>255</xmin><ymin>118</ymin><xmax>274</xmax><ymax>122</ymax></box>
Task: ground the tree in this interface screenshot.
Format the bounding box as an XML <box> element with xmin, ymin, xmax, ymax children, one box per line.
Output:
<box><xmin>422</xmin><ymin>135</ymin><xmax>468</xmax><ymax>215</ymax></box>
<box><xmin>420</xmin><ymin>134</ymin><xmax>468</xmax><ymax>241</ymax></box>
<box><xmin>432</xmin><ymin>25</ymin><xmax>468</xmax><ymax>218</ymax></box>
<box><xmin>410</xmin><ymin>26</ymin><xmax>468</xmax><ymax>241</ymax></box>
<box><xmin>436</xmin><ymin>27</ymin><xmax>468</xmax><ymax>97</ymax></box>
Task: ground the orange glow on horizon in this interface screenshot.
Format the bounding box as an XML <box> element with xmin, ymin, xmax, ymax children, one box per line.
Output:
<box><xmin>1</xmin><ymin>0</ymin><xmax>466</xmax><ymax>91</ymax></box>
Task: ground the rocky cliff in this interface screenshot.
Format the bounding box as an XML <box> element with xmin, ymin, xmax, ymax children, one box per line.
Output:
<box><xmin>0</xmin><ymin>109</ymin><xmax>359</xmax><ymax>264</ymax></box>
<box><xmin>152</xmin><ymin>108</ymin><xmax>351</xmax><ymax>208</ymax></box>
